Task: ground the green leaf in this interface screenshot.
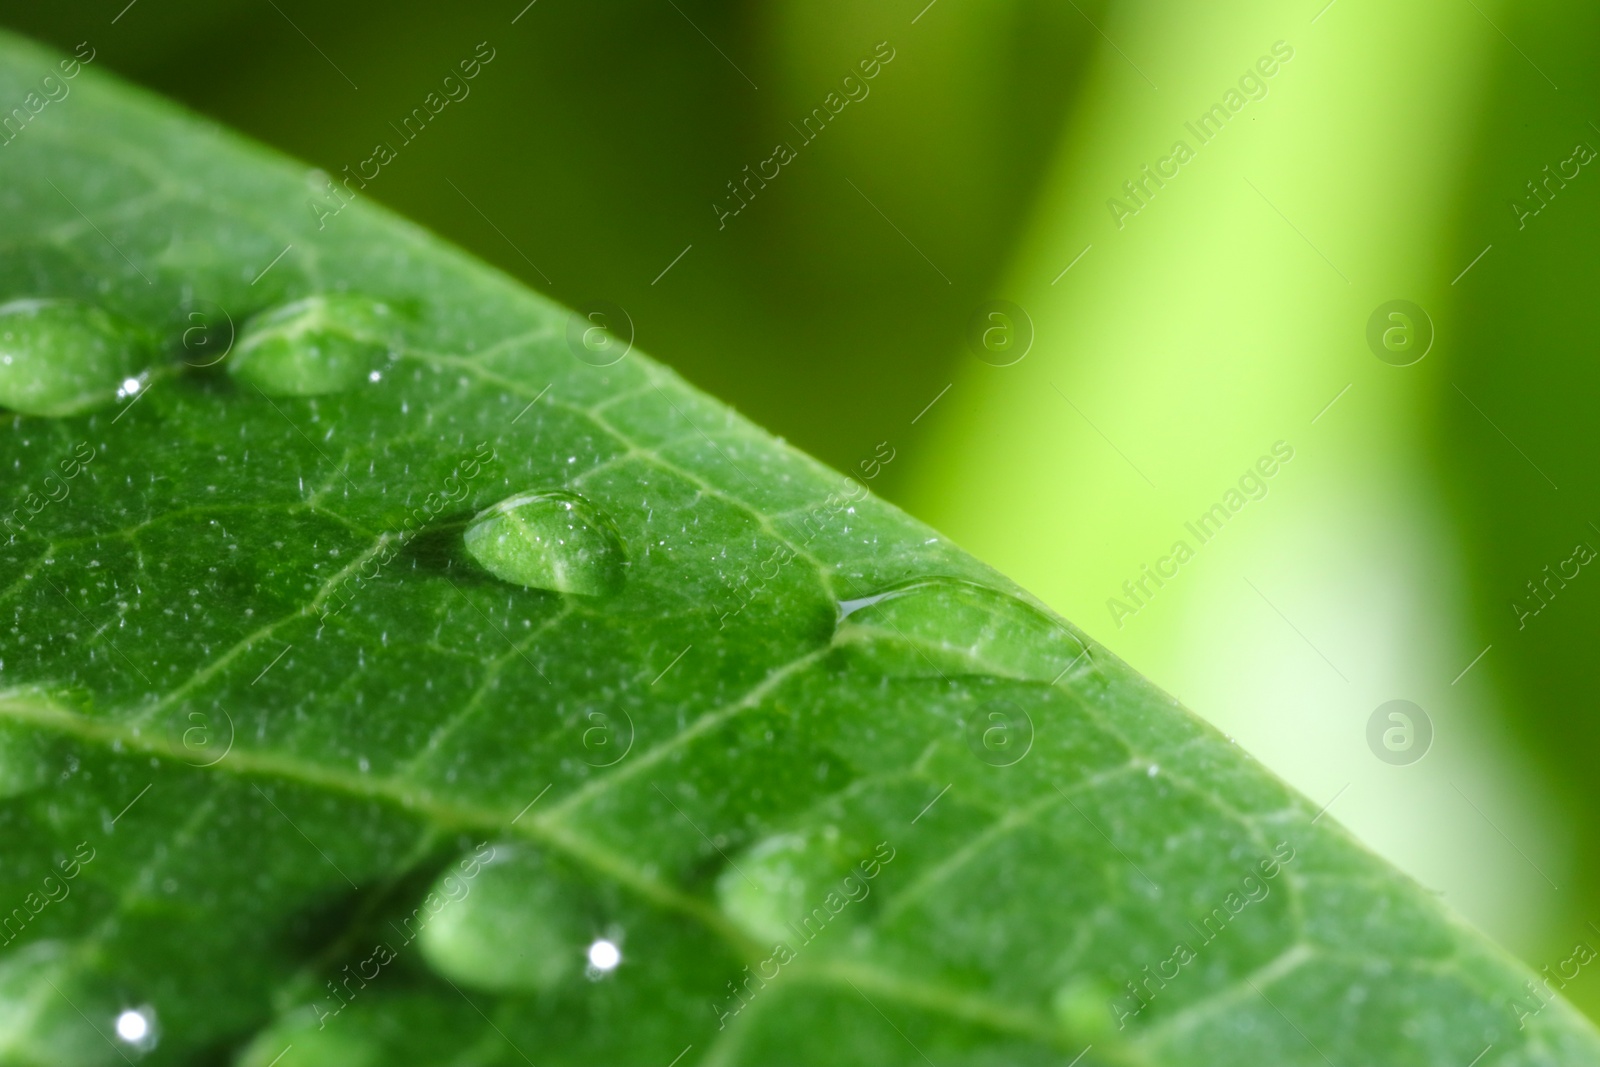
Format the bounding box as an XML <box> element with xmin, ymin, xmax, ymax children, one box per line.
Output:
<box><xmin>0</xmin><ymin>30</ymin><xmax>1591</xmax><ymax>1067</ymax></box>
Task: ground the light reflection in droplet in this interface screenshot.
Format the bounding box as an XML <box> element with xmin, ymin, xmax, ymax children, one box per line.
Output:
<box><xmin>0</xmin><ymin>298</ymin><xmax>143</xmax><ymax>415</ymax></box>
<box><xmin>115</xmin><ymin>1009</ymin><xmax>149</xmax><ymax>1043</ymax></box>
<box><xmin>587</xmin><ymin>938</ymin><xmax>621</xmax><ymax>972</ymax></box>
<box><xmin>463</xmin><ymin>490</ymin><xmax>627</xmax><ymax>596</ymax></box>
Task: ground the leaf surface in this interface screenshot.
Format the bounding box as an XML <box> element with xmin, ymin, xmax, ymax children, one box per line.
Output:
<box><xmin>0</xmin><ymin>31</ymin><xmax>1591</xmax><ymax>1067</ymax></box>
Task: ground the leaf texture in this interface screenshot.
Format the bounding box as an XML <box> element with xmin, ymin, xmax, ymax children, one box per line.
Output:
<box><xmin>0</xmin><ymin>31</ymin><xmax>1592</xmax><ymax>1067</ymax></box>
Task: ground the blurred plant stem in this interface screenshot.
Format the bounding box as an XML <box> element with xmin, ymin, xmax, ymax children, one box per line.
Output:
<box><xmin>903</xmin><ymin>0</ymin><xmax>1581</xmax><ymax>990</ymax></box>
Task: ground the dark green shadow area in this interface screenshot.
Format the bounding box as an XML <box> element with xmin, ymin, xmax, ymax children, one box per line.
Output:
<box><xmin>1439</xmin><ymin>0</ymin><xmax>1600</xmax><ymax>1014</ymax></box>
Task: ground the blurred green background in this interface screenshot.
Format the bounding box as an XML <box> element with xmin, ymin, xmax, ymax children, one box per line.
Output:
<box><xmin>9</xmin><ymin>0</ymin><xmax>1600</xmax><ymax>1018</ymax></box>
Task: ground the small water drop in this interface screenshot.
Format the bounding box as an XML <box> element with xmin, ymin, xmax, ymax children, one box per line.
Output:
<box><xmin>463</xmin><ymin>491</ymin><xmax>626</xmax><ymax>596</ymax></box>
<box><xmin>228</xmin><ymin>293</ymin><xmax>394</xmax><ymax>396</ymax></box>
<box><xmin>0</xmin><ymin>299</ymin><xmax>143</xmax><ymax>416</ymax></box>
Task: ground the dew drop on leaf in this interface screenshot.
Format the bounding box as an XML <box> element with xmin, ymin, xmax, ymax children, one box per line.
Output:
<box><xmin>0</xmin><ymin>942</ymin><xmax>131</xmax><ymax>1064</ymax></box>
<box><xmin>463</xmin><ymin>490</ymin><xmax>626</xmax><ymax>596</ymax></box>
<box><xmin>717</xmin><ymin>826</ymin><xmax>883</xmax><ymax>945</ymax></box>
<box><xmin>0</xmin><ymin>298</ymin><xmax>142</xmax><ymax>416</ymax></box>
<box><xmin>716</xmin><ymin>832</ymin><xmax>820</xmax><ymax>945</ymax></box>
<box><xmin>236</xmin><ymin>1013</ymin><xmax>382</xmax><ymax>1067</ymax></box>
<box><xmin>1051</xmin><ymin>976</ymin><xmax>1120</xmax><ymax>1040</ymax></box>
<box><xmin>227</xmin><ymin>293</ymin><xmax>394</xmax><ymax>396</ymax></box>
<box><xmin>836</xmin><ymin>575</ymin><xmax>1091</xmax><ymax>684</ymax></box>
<box><xmin>417</xmin><ymin>846</ymin><xmax>586</xmax><ymax>994</ymax></box>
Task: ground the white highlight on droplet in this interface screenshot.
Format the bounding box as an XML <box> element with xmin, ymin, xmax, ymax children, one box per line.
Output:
<box><xmin>120</xmin><ymin>378</ymin><xmax>141</xmax><ymax>395</ymax></box>
<box><xmin>115</xmin><ymin>1010</ymin><xmax>149</xmax><ymax>1043</ymax></box>
<box><xmin>587</xmin><ymin>938</ymin><xmax>621</xmax><ymax>971</ymax></box>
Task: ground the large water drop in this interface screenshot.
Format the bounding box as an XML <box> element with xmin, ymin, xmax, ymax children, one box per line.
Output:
<box><xmin>416</xmin><ymin>846</ymin><xmax>585</xmax><ymax>994</ymax></box>
<box><xmin>716</xmin><ymin>826</ymin><xmax>892</xmax><ymax>946</ymax></box>
<box><xmin>0</xmin><ymin>299</ymin><xmax>142</xmax><ymax>416</ymax></box>
<box><xmin>463</xmin><ymin>490</ymin><xmax>626</xmax><ymax>596</ymax></box>
<box><xmin>835</xmin><ymin>576</ymin><xmax>1092</xmax><ymax>685</ymax></box>
<box><xmin>228</xmin><ymin>293</ymin><xmax>394</xmax><ymax>396</ymax></box>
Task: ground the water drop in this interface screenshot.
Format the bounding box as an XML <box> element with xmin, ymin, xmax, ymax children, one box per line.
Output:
<box><xmin>0</xmin><ymin>299</ymin><xmax>142</xmax><ymax>416</ymax></box>
<box><xmin>835</xmin><ymin>576</ymin><xmax>1091</xmax><ymax>685</ymax></box>
<box><xmin>228</xmin><ymin>293</ymin><xmax>394</xmax><ymax>396</ymax></box>
<box><xmin>237</xmin><ymin>1010</ymin><xmax>382</xmax><ymax>1067</ymax></box>
<box><xmin>417</xmin><ymin>846</ymin><xmax>585</xmax><ymax>994</ymax></box>
<box><xmin>717</xmin><ymin>833</ymin><xmax>818</xmax><ymax>945</ymax></box>
<box><xmin>0</xmin><ymin>942</ymin><xmax>135</xmax><ymax>1063</ymax></box>
<box><xmin>835</xmin><ymin>592</ymin><xmax>891</xmax><ymax>617</ymax></box>
<box><xmin>463</xmin><ymin>491</ymin><xmax>626</xmax><ymax>596</ymax></box>
<box><xmin>716</xmin><ymin>827</ymin><xmax>890</xmax><ymax>946</ymax></box>
<box><xmin>1051</xmin><ymin>977</ymin><xmax>1120</xmax><ymax>1039</ymax></box>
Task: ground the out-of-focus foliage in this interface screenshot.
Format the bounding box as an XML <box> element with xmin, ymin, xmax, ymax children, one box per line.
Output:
<box><xmin>1440</xmin><ymin>0</ymin><xmax>1600</xmax><ymax>1002</ymax></box>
